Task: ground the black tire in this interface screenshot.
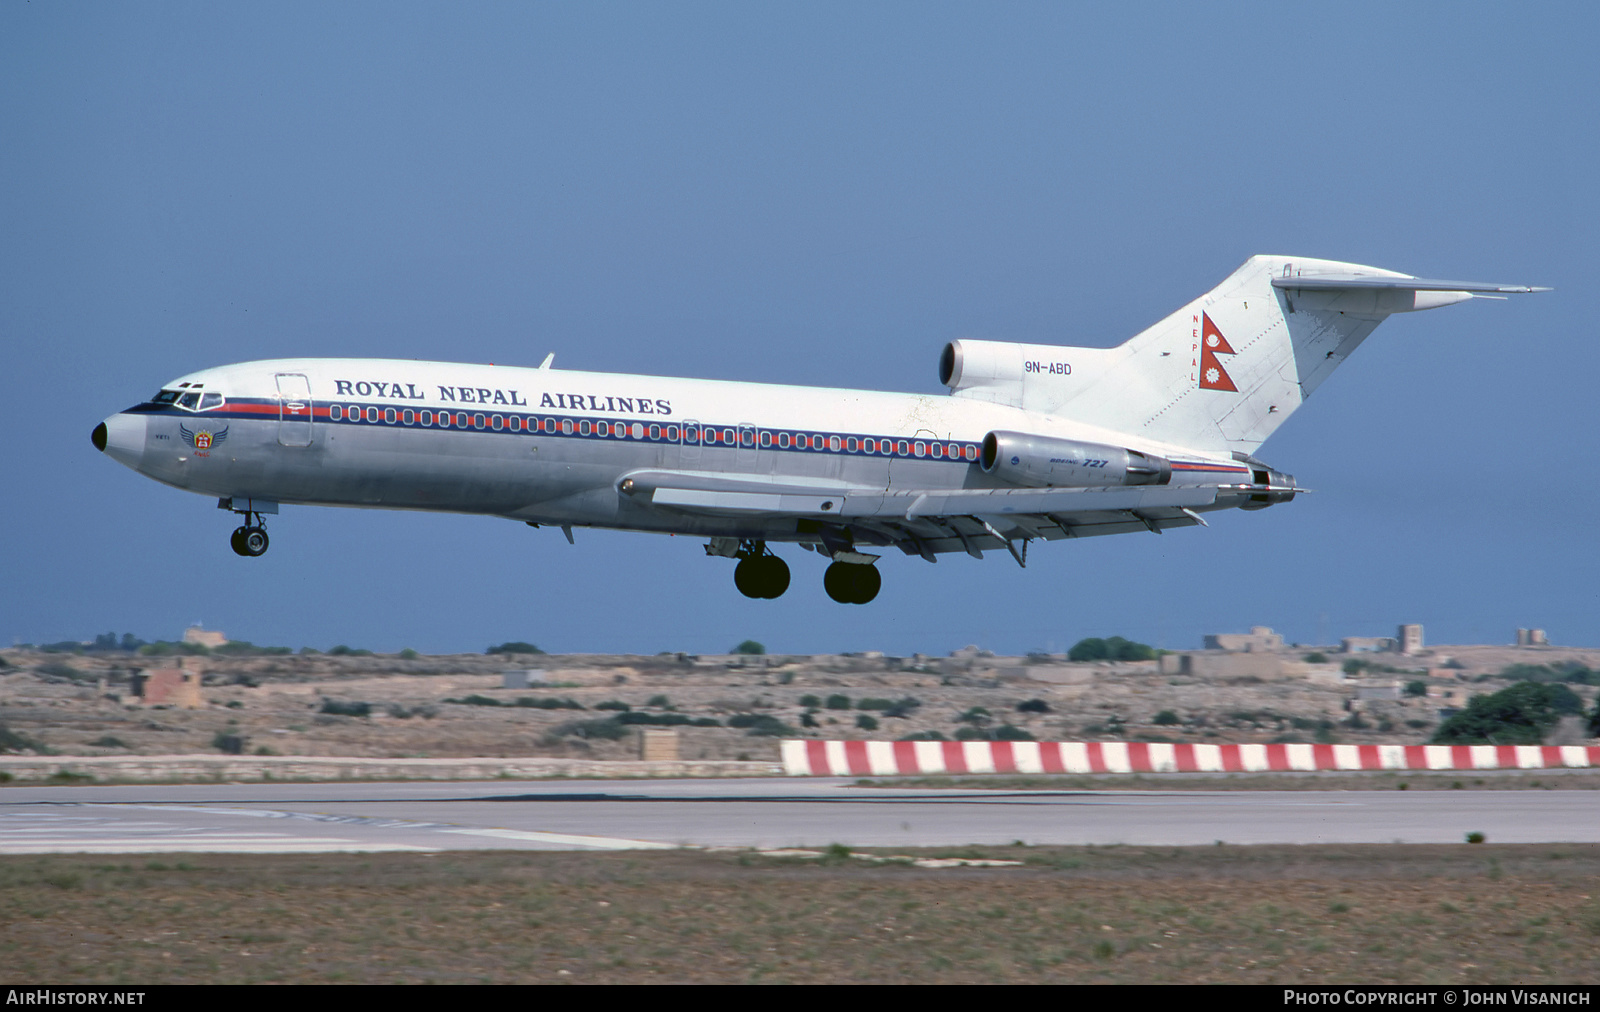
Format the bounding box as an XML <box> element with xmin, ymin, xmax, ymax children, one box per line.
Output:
<box><xmin>757</xmin><ymin>555</ymin><xmax>790</xmax><ymax>599</ymax></box>
<box><xmin>230</xmin><ymin>527</ymin><xmax>250</xmax><ymax>556</ymax></box>
<box><xmin>824</xmin><ymin>562</ymin><xmax>854</xmax><ymax>603</ymax></box>
<box><xmin>733</xmin><ymin>557</ymin><xmax>764</xmax><ymax>598</ymax></box>
<box><xmin>849</xmin><ymin>563</ymin><xmax>881</xmax><ymax>604</ymax></box>
<box><xmin>241</xmin><ymin>526</ymin><xmax>269</xmax><ymax>557</ymax></box>
<box><xmin>825</xmin><ymin>562</ymin><xmax>880</xmax><ymax>604</ymax></box>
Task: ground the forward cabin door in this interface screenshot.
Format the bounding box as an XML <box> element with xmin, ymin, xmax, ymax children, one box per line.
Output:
<box><xmin>275</xmin><ymin>373</ymin><xmax>314</xmax><ymax>447</ymax></box>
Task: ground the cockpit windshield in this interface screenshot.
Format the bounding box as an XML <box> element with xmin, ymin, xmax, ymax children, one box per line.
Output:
<box><xmin>150</xmin><ymin>388</ymin><xmax>225</xmax><ymax>411</ymax></box>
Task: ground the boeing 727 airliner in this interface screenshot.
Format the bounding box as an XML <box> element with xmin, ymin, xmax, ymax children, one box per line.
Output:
<box><xmin>92</xmin><ymin>256</ymin><xmax>1546</xmax><ymax>603</ymax></box>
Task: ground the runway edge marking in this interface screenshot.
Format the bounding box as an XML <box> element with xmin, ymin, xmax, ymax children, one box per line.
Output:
<box><xmin>781</xmin><ymin>741</ymin><xmax>1600</xmax><ymax>776</ymax></box>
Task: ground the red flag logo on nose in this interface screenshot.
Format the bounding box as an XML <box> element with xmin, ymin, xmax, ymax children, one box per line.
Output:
<box><xmin>1198</xmin><ymin>313</ymin><xmax>1238</xmax><ymax>391</ymax></box>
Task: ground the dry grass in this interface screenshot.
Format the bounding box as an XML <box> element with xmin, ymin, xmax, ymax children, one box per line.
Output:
<box><xmin>3</xmin><ymin>845</ymin><xmax>1599</xmax><ymax>983</ymax></box>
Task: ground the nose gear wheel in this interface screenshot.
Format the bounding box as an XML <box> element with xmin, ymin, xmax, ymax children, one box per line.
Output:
<box><xmin>231</xmin><ymin>525</ymin><xmax>269</xmax><ymax>557</ymax></box>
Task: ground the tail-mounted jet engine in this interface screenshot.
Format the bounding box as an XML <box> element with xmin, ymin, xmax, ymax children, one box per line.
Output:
<box><xmin>980</xmin><ymin>431</ymin><xmax>1172</xmax><ymax>489</ymax></box>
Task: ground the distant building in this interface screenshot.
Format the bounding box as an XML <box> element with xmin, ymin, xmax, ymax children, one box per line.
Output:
<box><xmin>1159</xmin><ymin>651</ymin><xmax>1290</xmax><ymax>679</ymax></box>
<box><xmin>1397</xmin><ymin>624</ymin><xmax>1424</xmax><ymax>656</ymax></box>
<box><xmin>502</xmin><ymin>669</ymin><xmax>546</xmax><ymax>689</ymax></box>
<box><xmin>1341</xmin><ymin>636</ymin><xmax>1397</xmax><ymax>654</ymax></box>
<box><xmin>183</xmin><ymin>625</ymin><xmax>227</xmax><ymax>648</ymax></box>
<box><xmin>132</xmin><ymin>663</ymin><xmax>204</xmax><ymax>708</ymax></box>
<box><xmin>1426</xmin><ymin>685</ymin><xmax>1471</xmax><ymax>708</ymax></box>
<box><xmin>1516</xmin><ymin>628</ymin><xmax>1549</xmax><ymax>647</ymax></box>
<box><xmin>640</xmin><ymin>729</ymin><xmax>679</xmax><ymax>761</ymax></box>
<box><xmin>1203</xmin><ymin>626</ymin><xmax>1284</xmax><ymax>652</ymax></box>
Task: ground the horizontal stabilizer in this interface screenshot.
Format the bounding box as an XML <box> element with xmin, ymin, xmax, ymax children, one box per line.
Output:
<box><xmin>1271</xmin><ymin>275</ymin><xmax>1550</xmax><ymax>294</ymax></box>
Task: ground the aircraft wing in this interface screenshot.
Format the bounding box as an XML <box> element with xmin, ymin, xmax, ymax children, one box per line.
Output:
<box><xmin>619</xmin><ymin>469</ymin><xmax>1227</xmax><ymax>563</ymax></box>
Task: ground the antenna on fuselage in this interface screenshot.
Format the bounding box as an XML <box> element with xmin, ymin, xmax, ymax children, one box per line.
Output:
<box><xmin>538</xmin><ymin>353</ymin><xmax>554</xmax><ymax>370</ymax></box>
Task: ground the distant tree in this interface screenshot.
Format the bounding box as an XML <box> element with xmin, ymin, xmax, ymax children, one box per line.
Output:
<box><xmin>1153</xmin><ymin>710</ymin><xmax>1181</xmax><ymax>726</ymax></box>
<box><xmin>138</xmin><ymin>641</ymin><xmax>208</xmax><ymax>657</ymax></box>
<box><xmin>882</xmin><ymin>697</ymin><xmax>922</xmax><ymax>718</ymax></box>
<box><xmin>855</xmin><ymin>714</ymin><xmax>879</xmax><ymax>731</ymax></box>
<box><xmin>398</xmin><ymin>648</ymin><xmax>419</xmax><ymax>660</ymax></box>
<box><xmin>1432</xmin><ymin>682</ymin><xmax>1579</xmax><ymax>745</ymax></box>
<box><xmin>732</xmin><ymin>640</ymin><xmax>766</xmax><ymax>655</ymax></box>
<box><xmin>1404</xmin><ymin>680</ymin><xmax>1428</xmax><ymax>697</ymax></box>
<box><xmin>1302</xmin><ymin>652</ymin><xmax>1329</xmax><ymax>664</ymax></box>
<box><xmin>1068</xmin><ymin>638</ymin><xmax>1108</xmax><ymax>661</ymax></box>
<box><xmin>993</xmin><ymin>724</ymin><xmax>1036</xmax><ymax>741</ymax></box>
<box><xmin>1068</xmin><ymin>636</ymin><xmax>1155</xmax><ymax>662</ymax></box>
<box><xmin>1501</xmin><ymin>662</ymin><xmax>1600</xmax><ymax>686</ymax></box>
<box><xmin>824</xmin><ymin>694</ymin><xmax>851</xmax><ymax>710</ymax></box>
<box><xmin>486</xmin><ymin>642</ymin><xmax>543</xmax><ymax>655</ymax></box>
<box><xmin>1017</xmin><ymin>699</ymin><xmax>1052</xmax><ymax>714</ymax></box>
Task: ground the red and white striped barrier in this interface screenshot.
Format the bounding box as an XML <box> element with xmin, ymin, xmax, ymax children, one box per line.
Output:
<box><xmin>780</xmin><ymin>739</ymin><xmax>1600</xmax><ymax>777</ymax></box>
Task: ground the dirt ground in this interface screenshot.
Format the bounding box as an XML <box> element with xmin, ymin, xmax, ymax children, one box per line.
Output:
<box><xmin>2</xmin><ymin>844</ymin><xmax>1597</xmax><ymax>984</ymax></box>
<box><xmin>3</xmin><ymin>644</ymin><xmax>1596</xmax><ymax>763</ymax></box>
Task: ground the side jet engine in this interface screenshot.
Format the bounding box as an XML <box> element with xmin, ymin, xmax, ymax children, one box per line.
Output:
<box><xmin>980</xmin><ymin>431</ymin><xmax>1171</xmax><ymax>488</ymax></box>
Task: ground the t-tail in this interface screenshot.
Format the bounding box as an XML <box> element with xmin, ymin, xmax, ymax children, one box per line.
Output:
<box><xmin>940</xmin><ymin>255</ymin><xmax>1549</xmax><ymax>455</ymax></box>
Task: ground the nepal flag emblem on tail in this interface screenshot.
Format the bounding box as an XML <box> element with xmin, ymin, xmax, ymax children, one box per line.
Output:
<box><xmin>1198</xmin><ymin>313</ymin><xmax>1238</xmax><ymax>391</ymax></box>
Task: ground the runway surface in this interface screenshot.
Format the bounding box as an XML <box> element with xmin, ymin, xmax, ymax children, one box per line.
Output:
<box><xmin>1</xmin><ymin>778</ymin><xmax>1595</xmax><ymax>853</ymax></box>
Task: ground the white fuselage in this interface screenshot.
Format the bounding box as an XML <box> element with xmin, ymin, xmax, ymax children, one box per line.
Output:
<box><xmin>96</xmin><ymin>357</ymin><xmax>1255</xmax><ymax>545</ymax></box>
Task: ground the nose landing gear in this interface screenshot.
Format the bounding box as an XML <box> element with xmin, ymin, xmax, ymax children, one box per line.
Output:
<box><xmin>218</xmin><ymin>498</ymin><xmax>275</xmax><ymax>558</ymax></box>
<box><xmin>230</xmin><ymin>523</ymin><xmax>269</xmax><ymax>557</ymax></box>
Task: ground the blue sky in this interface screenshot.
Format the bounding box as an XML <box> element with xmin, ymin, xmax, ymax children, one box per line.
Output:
<box><xmin>4</xmin><ymin>2</ymin><xmax>1595</xmax><ymax>656</ymax></box>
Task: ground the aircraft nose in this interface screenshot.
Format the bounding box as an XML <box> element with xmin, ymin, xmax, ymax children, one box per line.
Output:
<box><xmin>96</xmin><ymin>412</ymin><xmax>148</xmax><ymax>469</ymax></box>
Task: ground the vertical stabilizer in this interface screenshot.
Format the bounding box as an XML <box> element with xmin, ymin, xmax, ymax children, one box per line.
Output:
<box><xmin>1024</xmin><ymin>255</ymin><xmax>1543</xmax><ymax>454</ymax></box>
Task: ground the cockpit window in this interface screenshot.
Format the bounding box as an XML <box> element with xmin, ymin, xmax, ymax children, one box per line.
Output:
<box><xmin>151</xmin><ymin>390</ymin><xmax>181</xmax><ymax>405</ymax></box>
<box><xmin>199</xmin><ymin>392</ymin><xmax>224</xmax><ymax>410</ymax></box>
<box><xmin>177</xmin><ymin>392</ymin><xmax>201</xmax><ymax>409</ymax></box>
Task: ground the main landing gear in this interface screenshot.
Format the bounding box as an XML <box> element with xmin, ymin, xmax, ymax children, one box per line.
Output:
<box><xmin>823</xmin><ymin>561</ymin><xmax>880</xmax><ymax>605</ymax></box>
<box><xmin>733</xmin><ymin>544</ymin><xmax>791</xmax><ymax>600</ymax></box>
<box><xmin>709</xmin><ymin>539</ymin><xmax>880</xmax><ymax>603</ymax></box>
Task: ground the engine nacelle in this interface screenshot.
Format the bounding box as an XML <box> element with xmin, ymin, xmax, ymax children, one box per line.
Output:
<box><xmin>980</xmin><ymin>431</ymin><xmax>1171</xmax><ymax>488</ymax></box>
